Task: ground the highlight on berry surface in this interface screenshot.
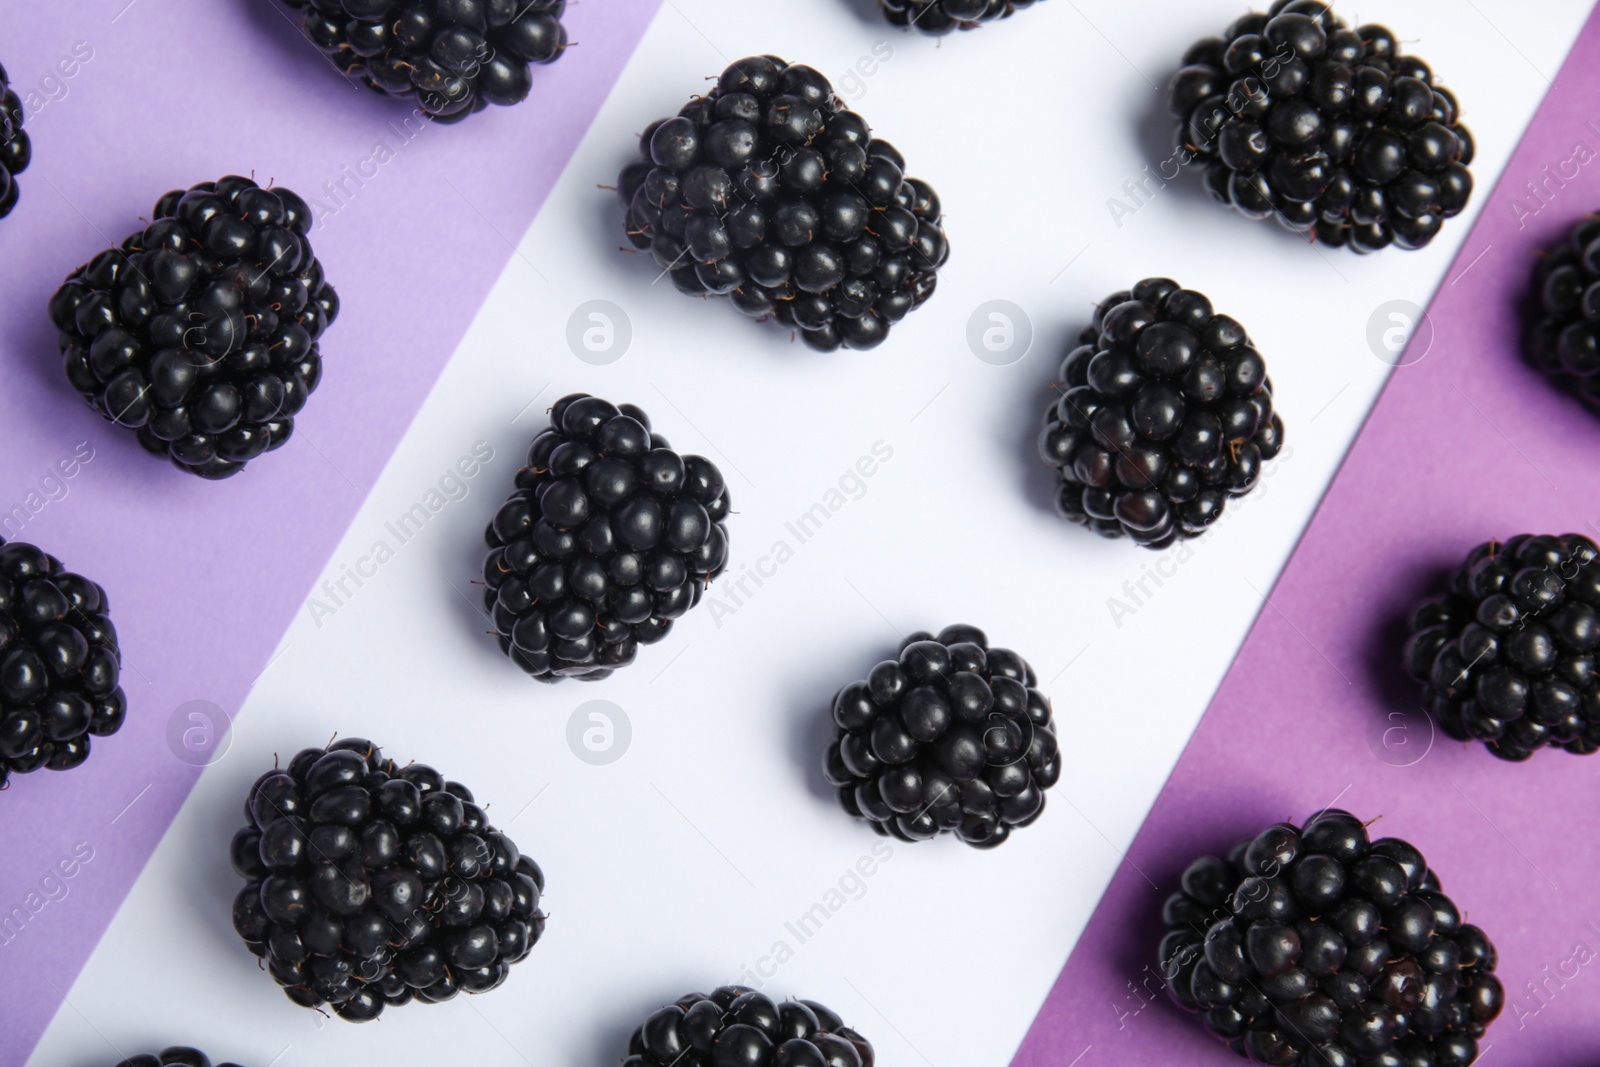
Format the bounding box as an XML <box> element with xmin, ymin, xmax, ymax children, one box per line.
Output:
<box><xmin>624</xmin><ymin>986</ymin><xmax>874</xmax><ymax>1066</ymax></box>
<box><xmin>618</xmin><ymin>55</ymin><xmax>950</xmax><ymax>352</ymax></box>
<box><xmin>1165</xmin><ymin>1</ymin><xmax>1474</xmax><ymax>252</ymax></box>
<box><xmin>1159</xmin><ymin>811</ymin><xmax>1503</xmax><ymax>1065</ymax></box>
<box><xmin>1523</xmin><ymin>213</ymin><xmax>1600</xmax><ymax>412</ymax></box>
<box><xmin>0</xmin><ymin>60</ymin><xmax>33</xmax><ymax>220</ymax></box>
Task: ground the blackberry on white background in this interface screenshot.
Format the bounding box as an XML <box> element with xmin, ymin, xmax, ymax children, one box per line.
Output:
<box><xmin>626</xmin><ymin>986</ymin><xmax>874</xmax><ymax>1066</ymax></box>
<box><xmin>116</xmin><ymin>1051</ymin><xmax>243</xmax><ymax>1067</ymax></box>
<box><xmin>879</xmin><ymin>0</ymin><xmax>1042</xmax><ymax>35</ymax></box>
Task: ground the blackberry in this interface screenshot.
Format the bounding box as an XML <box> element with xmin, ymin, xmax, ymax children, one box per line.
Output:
<box><xmin>879</xmin><ymin>0</ymin><xmax>1041</xmax><ymax>35</ymax></box>
<box><xmin>0</xmin><ymin>62</ymin><xmax>31</xmax><ymax>219</ymax></box>
<box><xmin>230</xmin><ymin>738</ymin><xmax>545</xmax><ymax>1020</ymax></box>
<box><xmin>48</xmin><ymin>176</ymin><xmax>339</xmax><ymax>479</ymax></box>
<box><xmin>1166</xmin><ymin>1</ymin><xmax>1474</xmax><ymax>252</ymax></box>
<box><xmin>1038</xmin><ymin>278</ymin><xmax>1285</xmax><ymax>547</ymax></box>
<box><xmin>822</xmin><ymin>624</ymin><xmax>1059</xmax><ymax>849</ymax></box>
<box><xmin>1402</xmin><ymin>533</ymin><xmax>1600</xmax><ymax>760</ymax></box>
<box><xmin>0</xmin><ymin>540</ymin><xmax>126</xmax><ymax>788</ymax></box>
<box><xmin>1524</xmin><ymin>215</ymin><xmax>1600</xmax><ymax>412</ymax></box>
<box><xmin>617</xmin><ymin>55</ymin><xmax>949</xmax><ymax>351</ymax></box>
<box><xmin>626</xmin><ymin>987</ymin><xmax>874</xmax><ymax>1067</ymax></box>
<box><xmin>1159</xmin><ymin>811</ymin><xmax>1504</xmax><ymax>1066</ymax></box>
<box><xmin>281</xmin><ymin>0</ymin><xmax>568</xmax><ymax>123</ymax></box>
<box><xmin>116</xmin><ymin>1051</ymin><xmax>243</xmax><ymax>1067</ymax></box>
<box><xmin>483</xmin><ymin>393</ymin><xmax>730</xmax><ymax>682</ymax></box>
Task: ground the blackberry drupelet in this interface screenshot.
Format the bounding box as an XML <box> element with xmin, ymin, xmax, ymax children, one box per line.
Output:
<box><xmin>0</xmin><ymin>62</ymin><xmax>32</xmax><ymax>219</ymax></box>
<box><xmin>626</xmin><ymin>987</ymin><xmax>874</xmax><ymax>1067</ymax></box>
<box><xmin>1166</xmin><ymin>1</ymin><xmax>1474</xmax><ymax>252</ymax></box>
<box><xmin>116</xmin><ymin>1050</ymin><xmax>244</xmax><ymax>1067</ymax></box>
<box><xmin>1403</xmin><ymin>533</ymin><xmax>1600</xmax><ymax>761</ymax></box>
<box><xmin>230</xmin><ymin>738</ymin><xmax>545</xmax><ymax>1020</ymax></box>
<box><xmin>49</xmin><ymin>176</ymin><xmax>339</xmax><ymax>479</ymax></box>
<box><xmin>1524</xmin><ymin>216</ymin><xmax>1600</xmax><ymax>412</ymax></box>
<box><xmin>1160</xmin><ymin>811</ymin><xmax>1504</xmax><ymax>1066</ymax></box>
<box><xmin>281</xmin><ymin>0</ymin><xmax>568</xmax><ymax>123</ymax></box>
<box><xmin>822</xmin><ymin>624</ymin><xmax>1059</xmax><ymax>849</ymax></box>
<box><xmin>617</xmin><ymin>55</ymin><xmax>950</xmax><ymax>351</ymax></box>
<box><xmin>483</xmin><ymin>393</ymin><xmax>730</xmax><ymax>682</ymax></box>
<box><xmin>879</xmin><ymin>0</ymin><xmax>1041</xmax><ymax>35</ymax></box>
<box><xmin>0</xmin><ymin>540</ymin><xmax>125</xmax><ymax>788</ymax></box>
<box><xmin>1038</xmin><ymin>278</ymin><xmax>1285</xmax><ymax>547</ymax></box>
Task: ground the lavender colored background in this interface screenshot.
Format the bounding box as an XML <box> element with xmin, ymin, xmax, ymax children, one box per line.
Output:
<box><xmin>1010</xmin><ymin>8</ymin><xmax>1600</xmax><ymax>1066</ymax></box>
<box><xmin>0</xmin><ymin>2</ymin><xmax>662</xmax><ymax>1063</ymax></box>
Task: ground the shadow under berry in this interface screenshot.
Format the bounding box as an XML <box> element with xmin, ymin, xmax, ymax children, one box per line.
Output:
<box><xmin>779</xmin><ymin>643</ymin><xmax>873</xmax><ymax>808</ymax></box>
<box><xmin>238</xmin><ymin>1</ymin><xmax>366</xmax><ymax>99</ymax></box>
<box><xmin>582</xmin><ymin>986</ymin><xmax>692</xmax><ymax>1066</ymax></box>
<box><xmin>1005</xmin><ymin>320</ymin><xmax>1087</xmax><ymax>521</ymax></box>
<box><xmin>1362</xmin><ymin>553</ymin><xmax>1458</xmax><ymax>739</ymax></box>
<box><xmin>836</xmin><ymin>0</ymin><xmax>893</xmax><ymax>30</ymax></box>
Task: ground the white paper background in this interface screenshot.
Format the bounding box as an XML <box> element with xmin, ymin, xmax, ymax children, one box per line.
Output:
<box><xmin>27</xmin><ymin>2</ymin><xmax>1591</xmax><ymax>1066</ymax></box>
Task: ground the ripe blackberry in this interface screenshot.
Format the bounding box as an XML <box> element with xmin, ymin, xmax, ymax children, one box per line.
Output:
<box><xmin>0</xmin><ymin>62</ymin><xmax>32</xmax><ymax>219</ymax></box>
<box><xmin>626</xmin><ymin>987</ymin><xmax>874</xmax><ymax>1067</ymax></box>
<box><xmin>1166</xmin><ymin>1</ymin><xmax>1474</xmax><ymax>252</ymax></box>
<box><xmin>117</xmin><ymin>1051</ymin><xmax>243</xmax><ymax>1067</ymax></box>
<box><xmin>1524</xmin><ymin>216</ymin><xmax>1600</xmax><ymax>412</ymax></box>
<box><xmin>1402</xmin><ymin>533</ymin><xmax>1600</xmax><ymax>761</ymax></box>
<box><xmin>48</xmin><ymin>176</ymin><xmax>339</xmax><ymax>479</ymax></box>
<box><xmin>281</xmin><ymin>0</ymin><xmax>568</xmax><ymax>123</ymax></box>
<box><xmin>230</xmin><ymin>738</ymin><xmax>545</xmax><ymax>1020</ymax></box>
<box><xmin>1038</xmin><ymin>278</ymin><xmax>1285</xmax><ymax>547</ymax></box>
<box><xmin>617</xmin><ymin>55</ymin><xmax>949</xmax><ymax>351</ymax></box>
<box><xmin>483</xmin><ymin>393</ymin><xmax>730</xmax><ymax>682</ymax></box>
<box><xmin>879</xmin><ymin>0</ymin><xmax>1041</xmax><ymax>35</ymax></box>
<box><xmin>1159</xmin><ymin>811</ymin><xmax>1504</xmax><ymax>1066</ymax></box>
<box><xmin>822</xmin><ymin>624</ymin><xmax>1059</xmax><ymax>849</ymax></box>
<box><xmin>0</xmin><ymin>540</ymin><xmax>126</xmax><ymax>788</ymax></box>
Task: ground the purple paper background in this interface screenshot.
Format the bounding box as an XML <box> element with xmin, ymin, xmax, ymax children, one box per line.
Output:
<box><xmin>1011</xmin><ymin>8</ymin><xmax>1600</xmax><ymax>1067</ymax></box>
<box><xmin>0</xmin><ymin>2</ymin><xmax>661</xmax><ymax>1063</ymax></box>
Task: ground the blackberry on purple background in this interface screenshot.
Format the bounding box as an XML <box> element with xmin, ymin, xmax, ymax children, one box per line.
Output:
<box><xmin>0</xmin><ymin>540</ymin><xmax>126</xmax><ymax>788</ymax></box>
<box><xmin>281</xmin><ymin>0</ymin><xmax>568</xmax><ymax>123</ymax></box>
<box><xmin>617</xmin><ymin>55</ymin><xmax>949</xmax><ymax>351</ymax></box>
<box><xmin>116</xmin><ymin>1051</ymin><xmax>243</xmax><ymax>1067</ymax></box>
<box><xmin>0</xmin><ymin>61</ymin><xmax>32</xmax><ymax>219</ymax></box>
<box><xmin>49</xmin><ymin>176</ymin><xmax>339</xmax><ymax>479</ymax></box>
<box><xmin>879</xmin><ymin>0</ymin><xmax>1041</xmax><ymax>35</ymax></box>
<box><xmin>1159</xmin><ymin>811</ymin><xmax>1503</xmax><ymax>1066</ymax></box>
<box><xmin>1166</xmin><ymin>1</ymin><xmax>1474</xmax><ymax>252</ymax></box>
<box><xmin>230</xmin><ymin>737</ymin><xmax>546</xmax><ymax>1020</ymax></box>
<box><xmin>1038</xmin><ymin>278</ymin><xmax>1285</xmax><ymax>548</ymax></box>
<box><xmin>1524</xmin><ymin>215</ymin><xmax>1600</xmax><ymax>412</ymax></box>
<box><xmin>626</xmin><ymin>986</ymin><xmax>874</xmax><ymax>1067</ymax></box>
<box><xmin>1403</xmin><ymin>533</ymin><xmax>1600</xmax><ymax>761</ymax></box>
<box><xmin>483</xmin><ymin>393</ymin><xmax>730</xmax><ymax>682</ymax></box>
<box><xmin>822</xmin><ymin>624</ymin><xmax>1059</xmax><ymax>849</ymax></box>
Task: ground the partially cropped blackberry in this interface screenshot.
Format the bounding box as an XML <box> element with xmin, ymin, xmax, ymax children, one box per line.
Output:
<box><xmin>1038</xmin><ymin>278</ymin><xmax>1285</xmax><ymax>547</ymax></box>
<box><xmin>0</xmin><ymin>540</ymin><xmax>125</xmax><ymax>788</ymax></box>
<box><xmin>117</xmin><ymin>1050</ymin><xmax>243</xmax><ymax>1067</ymax></box>
<box><xmin>822</xmin><ymin>625</ymin><xmax>1059</xmax><ymax>849</ymax></box>
<box><xmin>879</xmin><ymin>0</ymin><xmax>1041</xmax><ymax>34</ymax></box>
<box><xmin>0</xmin><ymin>62</ymin><xmax>31</xmax><ymax>219</ymax></box>
<box><xmin>618</xmin><ymin>55</ymin><xmax>949</xmax><ymax>351</ymax></box>
<box><xmin>1524</xmin><ymin>216</ymin><xmax>1600</xmax><ymax>412</ymax></box>
<box><xmin>49</xmin><ymin>177</ymin><xmax>339</xmax><ymax>479</ymax></box>
<box><xmin>1160</xmin><ymin>811</ymin><xmax>1503</xmax><ymax>1066</ymax></box>
<box><xmin>1167</xmin><ymin>1</ymin><xmax>1474</xmax><ymax>252</ymax></box>
<box><xmin>230</xmin><ymin>738</ymin><xmax>545</xmax><ymax>1020</ymax></box>
<box><xmin>626</xmin><ymin>987</ymin><xmax>874</xmax><ymax>1067</ymax></box>
<box><xmin>1403</xmin><ymin>534</ymin><xmax>1600</xmax><ymax>761</ymax></box>
<box><xmin>483</xmin><ymin>393</ymin><xmax>730</xmax><ymax>681</ymax></box>
<box><xmin>281</xmin><ymin>0</ymin><xmax>567</xmax><ymax>122</ymax></box>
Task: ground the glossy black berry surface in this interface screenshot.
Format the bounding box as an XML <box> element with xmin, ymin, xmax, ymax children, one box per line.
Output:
<box><xmin>1160</xmin><ymin>811</ymin><xmax>1503</xmax><ymax>1066</ymax></box>
<box><xmin>1403</xmin><ymin>534</ymin><xmax>1600</xmax><ymax>761</ymax></box>
<box><xmin>627</xmin><ymin>987</ymin><xmax>874</xmax><ymax>1067</ymax></box>
<box><xmin>1038</xmin><ymin>277</ymin><xmax>1285</xmax><ymax>547</ymax></box>
<box><xmin>879</xmin><ymin>0</ymin><xmax>1041</xmax><ymax>35</ymax></box>
<box><xmin>1524</xmin><ymin>216</ymin><xmax>1600</xmax><ymax>412</ymax></box>
<box><xmin>483</xmin><ymin>393</ymin><xmax>730</xmax><ymax>681</ymax></box>
<box><xmin>0</xmin><ymin>540</ymin><xmax>125</xmax><ymax>788</ymax></box>
<box><xmin>0</xmin><ymin>62</ymin><xmax>32</xmax><ymax>219</ymax></box>
<box><xmin>1167</xmin><ymin>1</ymin><xmax>1474</xmax><ymax>252</ymax></box>
<box><xmin>823</xmin><ymin>624</ymin><xmax>1059</xmax><ymax>848</ymax></box>
<box><xmin>282</xmin><ymin>0</ymin><xmax>567</xmax><ymax>122</ymax></box>
<box><xmin>618</xmin><ymin>55</ymin><xmax>949</xmax><ymax>351</ymax></box>
<box><xmin>117</xmin><ymin>1050</ymin><xmax>243</xmax><ymax>1067</ymax></box>
<box><xmin>230</xmin><ymin>738</ymin><xmax>545</xmax><ymax>1020</ymax></box>
<box><xmin>49</xmin><ymin>176</ymin><xmax>339</xmax><ymax>479</ymax></box>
